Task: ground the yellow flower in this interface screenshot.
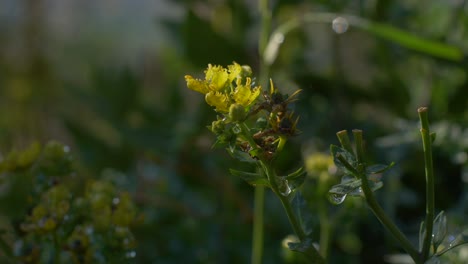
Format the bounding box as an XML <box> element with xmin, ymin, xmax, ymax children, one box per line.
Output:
<box><xmin>185</xmin><ymin>63</ymin><xmax>261</xmax><ymax>113</ymax></box>
<box><xmin>206</xmin><ymin>91</ymin><xmax>230</xmax><ymax>112</ymax></box>
<box><xmin>227</xmin><ymin>62</ymin><xmax>243</xmax><ymax>82</ymax></box>
<box><xmin>205</xmin><ymin>64</ymin><xmax>229</xmax><ymax>91</ymax></box>
<box><xmin>185</xmin><ymin>75</ymin><xmax>210</xmax><ymax>94</ymax></box>
<box><xmin>232</xmin><ymin>77</ymin><xmax>261</xmax><ymax>107</ymax></box>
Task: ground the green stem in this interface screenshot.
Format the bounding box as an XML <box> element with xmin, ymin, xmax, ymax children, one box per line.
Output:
<box><xmin>418</xmin><ymin>107</ymin><xmax>435</xmax><ymax>262</ymax></box>
<box><xmin>260</xmin><ymin>161</ymin><xmax>325</xmax><ymax>264</ymax></box>
<box><xmin>251</xmin><ymin>0</ymin><xmax>273</xmax><ymax>259</ymax></box>
<box><xmin>241</xmin><ymin>121</ymin><xmax>322</xmax><ymax>261</ymax></box>
<box><xmin>318</xmin><ymin>198</ymin><xmax>330</xmax><ymax>259</ymax></box>
<box><xmin>336</xmin><ymin>130</ymin><xmax>354</xmax><ymax>155</ymax></box>
<box><xmin>238</xmin><ymin>123</ymin><xmax>265</xmax><ymax>264</ymax></box>
<box><xmin>353</xmin><ymin>130</ymin><xmax>421</xmax><ymax>263</ymax></box>
<box><xmin>251</xmin><ymin>185</ymin><xmax>265</xmax><ymax>264</ymax></box>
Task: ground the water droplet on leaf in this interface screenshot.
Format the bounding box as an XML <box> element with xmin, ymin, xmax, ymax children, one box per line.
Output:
<box><xmin>232</xmin><ymin>124</ymin><xmax>242</xmax><ymax>134</ymax></box>
<box><xmin>328</xmin><ymin>193</ymin><xmax>347</xmax><ymax>204</ymax></box>
<box><xmin>277</xmin><ymin>178</ymin><xmax>292</xmax><ymax>196</ymax></box>
<box><xmin>332</xmin><ymin>17</ymin><xmax>349</xmax><ymax>34</ymax></box>
<box><xmin>349</xmin><ymin>187</ymin><xmax>362</xmax><ymax>196</ymax></box>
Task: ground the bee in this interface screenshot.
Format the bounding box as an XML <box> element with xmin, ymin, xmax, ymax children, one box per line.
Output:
<box><xmin>248</xmin><ymin>80</ymin><xmax>302</xmax><ymax>119</ymax></box>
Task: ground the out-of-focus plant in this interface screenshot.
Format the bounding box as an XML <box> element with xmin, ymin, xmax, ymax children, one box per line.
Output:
<box><xmin>0</xmin><ymin>141</ymin><xmax>138</xmax><ymax>264</ymax></box>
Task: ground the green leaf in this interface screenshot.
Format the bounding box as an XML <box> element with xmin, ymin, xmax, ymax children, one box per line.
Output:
<box><xmin>329</xmin><ymin>175</ymin><xmax>384</xmax><ymax>203</ymax></box>
<box><xmin>288</xmin><ymin>237</ymin><xmax>314</xmax><ymax>252</ymax></box>
<box><xmin>329</xmin><ymin>178</ymin><xmax>363</xmax><ymax>197</ymax></box>
<box><xmin>419</xmin><ymin>220</ymin><xmax>426</xmax><ymax>252</ymax></box>
<box><xmin>330</xmin><ymin>145</ymin><xmax>358</xmax><ymax>175</ymax></box>
<box><xmin>432</xmin><ymin>211</ymin><xmax>447</xmax><ymax>251</ymax></box>
<box><xmin>284</xmin><ymin>167</ymin><xmax>307</xmax><ymax>191</ymax></box>
<box><xmin>365</xmin><ymin>162</ymin><xmax>395</xmax><ymax>174</ymax></box>
<box><xmin>363</xmin><ymin>22</ymin><xmax>463</xmax><ymax>61</ymax></box>
<box><xmin>287</xmin><ymin>237</ymin><xmax>323</xmax><ymax>262</ymax></box>
<box><xmin>284</xmin><ymin>167</ymin><xmax>307</xmax><ymax>180</ymax></box>
<box><xmin>229</xmin><ymin>169</ymin><xmax>270</xmax><ymax>187</ymax></box>
<box><xmin>291</xmin><ymin>192</ymin><xmax>313</xmax><ymax>236</ymax></box>
<box><xmin>227</xmin><ymin>149</ymin><xmax>256</xmax><ymax>163</ymax></box>
<box><xmin>435</xmin><ymin>229</ymin><xmax>468</xmax><ymax>257</ymax></box>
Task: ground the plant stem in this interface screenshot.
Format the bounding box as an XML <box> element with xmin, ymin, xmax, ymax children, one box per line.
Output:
<box><xmin>260</xmin><ymin>161</ymin><xmax>325</xmax><ymax>264</ymax></box>
<box><xmin>336</xmin><ymin>130</ymin><xmax>354</xmax><ymax>155</ymax></box>
<box><xmin>238</xmin><ymin>123</ymin><xmax>265</xmax><ymax>264</ymax></box>
<box><xmin>251</xmin><ymin>185</ymin><xmax>265</xmax><ymax>264</ymax></box>
<box><xmin>418</xmin><ymin>107</ymin><xmax>435</xmax><ymax>262</ymax></box>
<box><xmin>353</xmin><ymin>130</ymin><xmax>421</xmax><ymax>263</ymax></box>
<box><xmin>318</xmin><ymin>198</ymin><xmax>331</xmax><ymax>259</ymax></box>
<box><xmin>240</xmin><ymin>119</ymin><xmax>320</xmax><ymax>261</ymax></box>
<box><xmin>250</xmin><ymin>0</ymin><xmax>272</xmax><ymax>261</ymax></box>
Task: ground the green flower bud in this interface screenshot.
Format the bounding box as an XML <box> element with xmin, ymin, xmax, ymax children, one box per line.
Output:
<box><xmin>228</xmin><ymin>103</ymin><xmax>246</xmax><ymax>122</ymax></box>
<box><xmin>210</xmin><ymin>120</ymin><xmax>225</xmax><ymax>135</ymax></box>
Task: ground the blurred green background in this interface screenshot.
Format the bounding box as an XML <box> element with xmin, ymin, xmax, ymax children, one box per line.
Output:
<box><xmin>0</xmin><ymin>0</ymin><xmax>466</xmax><ymax>263</ymax></box>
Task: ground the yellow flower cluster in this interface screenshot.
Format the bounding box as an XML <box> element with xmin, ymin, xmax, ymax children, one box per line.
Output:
<box><xmin>185</xmin><ymin>63</ymin><xmax>261</xmax><ymax>113</ymax></box>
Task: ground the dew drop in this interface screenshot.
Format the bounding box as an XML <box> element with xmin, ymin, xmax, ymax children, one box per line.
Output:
<box><xmin>328</xmin><ymin>193</ymin><xmax>347</xmax><ymax>204</ymax></box>
<box><xmin>349</xmin><ymin>187</ymin><xmax>363</xmax><ymax>196</ymax></box>
<box><xmin>332</xmin><ymin>17</ymin><xmax>349</xmax><ymax>34</ymax></box>
<box><xmin>277</xmin><ymin>178</ymin><xmax>292</xmax><ymax>197</ymax></box>
<box><xmin>232</xmin><ymin>124</ymin><xmax>241</xmax><ymax>134</ymax></box>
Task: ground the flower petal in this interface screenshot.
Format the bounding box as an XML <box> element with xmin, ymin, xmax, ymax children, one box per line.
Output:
<box><xmin>205</xmin><ymin>64</ymin><xmax>228</xmax><ymax>91</ymax></box>
<box><xmin>228</xmin><ymin>62</ymin><xmax>242</xmax><ymax>82</ymax></box>
<box><xmin>205</xmin><ymin>91</ymin><xmax>230</xmax><ymax>112</ymax></box>
<box><xmin>233</xmin><ymin>84</ymin><xmax>251</xmax><ymax>106</ymax></box>
<box><xmin>185</xmin><ymin>75</ymin><xmax>210</xmax><ymax>94</ymax></box>
<box><xmin>233</xmin><ymin>77</ymin><xmax>260</xmax><ymax>107</ymax></box>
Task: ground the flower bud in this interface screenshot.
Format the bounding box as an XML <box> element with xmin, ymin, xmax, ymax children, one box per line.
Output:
<box><xmin>210</xmin><ymin>120</ymin><xmax>225</xmax><ymax>134</ymax></box>
<box><xmin>228</xmin><ymin>104</ymin><xmax>246</xmax><ymax>122</ymax></box>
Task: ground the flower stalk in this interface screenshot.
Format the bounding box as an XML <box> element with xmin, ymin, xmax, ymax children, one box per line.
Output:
<box><xmin>352</xmin><ymin>130</ymin><xmax>421</xmax><ymax>263</ymax></box>
<box><xmin>418</xmin><ymin>107</ymin><xmax>435</xmax><ymax>262</ymax></box>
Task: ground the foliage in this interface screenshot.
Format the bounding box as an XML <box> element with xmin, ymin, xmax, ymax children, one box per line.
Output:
<box><xmin>0</xmin><ymin>0</ymin><xmax>467</xmax><ymax>263</ymax></box>
<box><xmin>0</xmin><ymin>142</ymin><xmax>138</xmax><ymax>263</ymax></box>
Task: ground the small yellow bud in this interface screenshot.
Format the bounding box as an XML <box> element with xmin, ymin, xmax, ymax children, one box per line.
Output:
<box><xmin>229</xmin><ymin>104</ymin><xmax>246</xmax><ymax>122</ymax></box>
